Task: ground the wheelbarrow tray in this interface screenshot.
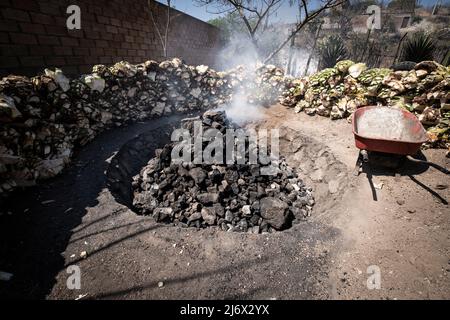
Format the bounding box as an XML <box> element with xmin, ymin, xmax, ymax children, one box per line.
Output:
<box><xmin>352</xmin><ymin>106</ymin><xmax>428</xmax><ymax>156</ymax></box>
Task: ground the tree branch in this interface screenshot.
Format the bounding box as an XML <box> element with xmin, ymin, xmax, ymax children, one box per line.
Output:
<box><xmin>263</xmin><ymin>0</ymin><xmax>346</xmax><ymax>64</ymax></box>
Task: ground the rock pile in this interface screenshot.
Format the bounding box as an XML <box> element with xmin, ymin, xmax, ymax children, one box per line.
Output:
<box><xmin>281</xmin><ymin>60</ymin><xmax>450</xmax><ymax>149</ymax></box>
<box><xmin>0</xmin><ymin>59</ymin><xmax>286</xmax><ymax>203</ymax></box>
<box><xmin>132</xmin><ymin>111</ymin><xmax>314</xmax><ymax>233</ymax></box>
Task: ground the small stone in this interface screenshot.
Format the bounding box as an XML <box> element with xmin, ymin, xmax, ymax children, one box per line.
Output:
<box><xmin>225</xmin><ymin>210</ymin><xmax>233</xmax><ymax>222</ymax></box>
<box><xmin>197</xmin><ymin>193</ymin><xmax>219</xmax><ymax>204</ymax></box>
<box><xmin>201</xmin><ymin>207</ymin><xmax>216</xmax><ymax>225</ymax></box>
<box><xmin>189</xmin><ymin>167</ymin><xmax>207</xmax><ymax>184</ymax></box>
<box><xmin>242</xmin><ymin>205</ymin><xmax>251</xmax><ymax>216</ymax></box>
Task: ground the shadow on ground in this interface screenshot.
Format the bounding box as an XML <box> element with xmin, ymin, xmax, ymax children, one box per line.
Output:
<box><xmin>0</xmin><ymin>113</ymin><xmax>192</xmax><ymax>299</ymax></box>
<box><xmin>359</xmin><ymin>151</ymin><xmax>448</xmax><ymax>204</ymax></box>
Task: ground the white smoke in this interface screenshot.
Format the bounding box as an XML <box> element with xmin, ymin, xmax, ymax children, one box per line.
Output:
<box><xmin>215</xmin><ymin>25</ymin><xmax>315</xmax><ymax>124</ymax></box>
<box><xmin>216</xmin><ymin>90</ymin><xmax>266</xmax><ymax>125</ymax></box>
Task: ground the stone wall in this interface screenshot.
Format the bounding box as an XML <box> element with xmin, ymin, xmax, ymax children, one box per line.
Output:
<box><xmin>0</xmin><ymin>0</ymin><xmax>223</xmax><ymax>77</ymax></box>
<box><xmin>0</xmin><ymin>58</ymin><xmax>286</xmax><ymax>208</ymax></box>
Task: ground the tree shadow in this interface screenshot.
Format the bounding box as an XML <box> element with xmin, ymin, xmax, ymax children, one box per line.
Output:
<box><xmin>67</xmin><ymin>223</ymin><xmax>161</xmax><ymax>267</ymax></box>
<box><xmin>90</xmin><ymin>256</ymin><xmax>271</xmax><ymax>300</ymax></box>
<box><xmin>0</xmin><ymin>114</ymin><xmax>190</xmax><ymax>299</ymax></box>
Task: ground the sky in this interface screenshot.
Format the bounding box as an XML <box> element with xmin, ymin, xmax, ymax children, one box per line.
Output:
<box><xmin>158</xmin><ymin>0</ymin><xmax>449</xmax><ymax>23</ymax></box>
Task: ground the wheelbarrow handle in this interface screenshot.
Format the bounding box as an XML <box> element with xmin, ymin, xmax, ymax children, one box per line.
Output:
<box><xmin>406</xmin><ymin>156</ymin><xmax>450</xmax><ymax>175</ymax></box>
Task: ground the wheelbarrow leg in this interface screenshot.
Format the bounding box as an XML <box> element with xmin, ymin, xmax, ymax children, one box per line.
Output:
<box><xmin>353</xmin><ymin>150</ymin><xmax>369</xmax><ymax>176</ymax></box>
<box><xmin>353</xmin><ymin>151</ymin><xmax>363</xmax><ymax>176</ymax></box>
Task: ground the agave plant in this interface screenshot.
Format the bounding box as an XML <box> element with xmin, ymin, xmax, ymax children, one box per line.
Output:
<box><xmin>400</xmin><ymin>32</ymin><xmax>436</xmax><ymax>63</ymax></box>
<box><xmin>318</xmin><ymin>35</ymin><xmax>348</xmax><ymax>69</ymax></box>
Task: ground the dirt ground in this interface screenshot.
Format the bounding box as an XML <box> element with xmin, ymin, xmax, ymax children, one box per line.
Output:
<box><xmin>0</xmin><ymin>104</ymin><xmax>448</xmax><ymax>300</ymax></box>
<box><xmin>263</xmin><ymin>104</ymin><xmax>450</xmax><ymax>299</ymax></box>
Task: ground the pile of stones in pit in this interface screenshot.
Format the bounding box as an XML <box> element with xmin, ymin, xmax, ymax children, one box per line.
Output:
<box><xmin>132</xmin><ymin>110</ymin><xmax>314</xmax><ymax>233</ymax></box>
<box><xmin>0</xmin><ymin>58</ymin><xmax>287</xmax><ymax>204</ymax></box>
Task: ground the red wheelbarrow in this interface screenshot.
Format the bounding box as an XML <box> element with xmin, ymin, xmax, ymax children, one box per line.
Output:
<box><xmin>352</xmin><ymin>106</ymin><xmax>449</xmax><ymax>177</ymax></box>
<box><xmin>352</xmin><ymin>105</ymin><xmax>428</xmax><ymax>156</ymax></box>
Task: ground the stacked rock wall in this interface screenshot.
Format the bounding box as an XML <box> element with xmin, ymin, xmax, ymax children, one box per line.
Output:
<box><xmin>281</xmin><ymin>60</ymin><xmax>450</xmax><ymax>150</ymax></box>
<box><xmin>0</xmin><ymin>58</ymin><xmax>286</xmax><ymax>206</ymax></box>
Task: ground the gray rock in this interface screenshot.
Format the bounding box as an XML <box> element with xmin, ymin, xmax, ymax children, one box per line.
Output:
<box><xmin>188</xmin><ymin>211</ymin><xmax>202</xmax><ymax>222</ymax></box>
<box><xmin>197</xmin><ymin>192</ymin><xmax>219</xmax><ymax>204</ymax></box>
<box><xmin>153</xmin><ymin>207</ymin><xmax>173</xmax><ymax>222</ymax></box>
<box><xmin>189</xmin><ymin>167</ymin><xmax>207</xmax><ymax>184</ymax></box>
<box><xmin>260</xmin><ymin>197</ymin><xmax>289</xmax><ymax>230</ymax></box>
<box><xmin>201</xmin><ymin>207</ymin><xmax>216</xmax><ymax>225</ymax></box>
<box><xmin>242</xmin><ymin>205</ymin><xmax>251</xmax><ymax>216</ymax></box>
<box><xmin>225</xmin><ymin>210</ymin><xmax>233</xmax><ymax>222</ymax></box>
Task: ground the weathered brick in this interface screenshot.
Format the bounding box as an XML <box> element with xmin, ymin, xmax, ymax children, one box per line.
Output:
<box><xmin>75</xmin><ymin>47</ymin><xmax>90</xmax><ymax>56</ymax></box>
<box><xmin>67</xmin><ymin>29</ymin><xmax>85</xmax><ymax>38</ymax></box>
<box><xmin>106</xmin><ymin>25</ymin><xmax>118</xmax><ymax>34</ymax></box>
<box><xmin>29</xmin><ymin>45</ymin><xmax>53</xmax><ymax>56</ymax></box>
<box><xmin>85</xmin><ymin>30</ymin><xmax>101</xmax><ymax>40</ymax></box>
<box><xmin>0</xmin><ymin>44</ymin><xmax>27</xmax><ymax>56</ymax></box>
<box><xmin>79</xmin><ymin>64</ymin><xmax>93</xmax><ymax>74</ymax></box>
<box><xmin>117</xmin><ymin>48</ymin><xmax>127</xmax><ymax>56</ymax></box>
<box><xmin>0</xmin><ymin>20</ymin><xmax>19</xmax><ymax>32</ymax></box>
<box><xmin>122</xmin><ymin>21</ymin><xmax>132</xmax><ymax>29</ymax></box>
<box><xmin>30</xmin><ymin>12</ymin><xmax>54</xmax><ymax>25</ymax></box>
<box><xmin>20</xmin><ymin>56</ymin><xmax>44</xmax><ymax>67</ymax></box>
<box><xmin>100</xmin><ymin>32</ymin><xmax>113</xmax><ymax>41</ymax></box>
<box><xmin>10</xmin><ymin>0</ymin><xmax>40</xmax><ymax>11</ymax></box>
<box><xmin>0</xmin><ymin>32</ymin><xmax>9</xmax><ymax>43</ymax></box>
<box><xmin>2</xmin><ymin>8</ymin><xmax>30</xmax><ymax>22</ymax></box>
<box><xmin>84</xmin><ymin>56</ymin><xmax>99</xmax><ymax>64</ymax></box>
<box><xmin>10</xmin><ymin>32</ymin><xmax>37</xmax><ymax>45</ymax></box>
<box><xmin>38</xmin><ymin>2</ymin><xmax>61</xmax><ymax>15</ymax></box>
<box><xmin>110</xmin><ymin>18</ymin><xmax>121</xmax><ymax>27</ymax></box>
<box><xmin>53</xmin><ymin>46</ymin><xmax>72</xmax><ymax>56</ymax></box>
<box><xmin>90</xmin><ymin>47</ymin><xmax>104</xmax><ymax>56</ymax></box>
<box><xmin>113</xmin><ymin>34</ymin><xmax>124</xmax><ymax>42</ymax></box>
<box><xmin>19</xmin><ymin>22</ymin><xmax>45</xmax><ymax>34</ymax></box>
<box><xmin>0</xmin><ymin>0</ymin><xmax>12</xmax><ymax>7</ymax></box>
<box><xmin>99</xmin><ymin>56</ymin><xmax>112</xmax><ymax>64</ymax></box>
<box><xmin>121</xmin><ymin>41</ymin><xmax>132</xmax><ymax>49</ymax></box>
<box><xmin>66</xmin><ymin>56</ymin><xmax>85</xmax><ymax>65</ymax></box>
<box><xmin>38</xmin><ymin>35</ymin><xmax>60</xmax><ymax>45</ymax></box>
<box><xmin>59</xmin><ymin>36</ymin><xmax>79</xmax><ymax>47</ymax></box>
<box><xmin>79</xmin><ymin>39</ymin><xmax>95</xmax><ymax>47</ymax></box>
<box><xmin>61</xmin><ymin>66</ymin><xmax>79</xmax><ymax>75</ymax></box>
<box><xmin>96</xmin><ymin>15</ymin><xmax>110</xmax><ymax>25</ymax></box>
<box><xmin>0</xmin><ymin>56</ymin><xmax>19</xmax><ymax>68</ymax></box>
<box><xmin>95</xmin><ymin>39</ymin><xmax>108</xmax><ymax>48</ymax></box>
<box><xmin>45</xmin><ymin>25</ymin><xmax>67</xmax><ymax>36</ymax></box>
<box><xmin>45</xmin><ymin>56</ymin><xmax>66</xmax><ymax>66</ymax></box>
<box><xmin>89</xmin><ymin>5</ymin><xmax>103</xmax><ymax>15</ymax></box>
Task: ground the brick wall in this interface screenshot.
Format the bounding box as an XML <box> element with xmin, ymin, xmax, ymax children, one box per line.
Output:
<box><xmin>0</xmin><ymin>0</ymin><xmax>223</xmax><ymax>77</ymax></box>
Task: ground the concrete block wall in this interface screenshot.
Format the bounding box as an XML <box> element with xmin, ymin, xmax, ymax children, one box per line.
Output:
<box><xmin>0</xmin><ymin>0</ymin><xmax>222</xmax><ymax>77</ymax></box>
